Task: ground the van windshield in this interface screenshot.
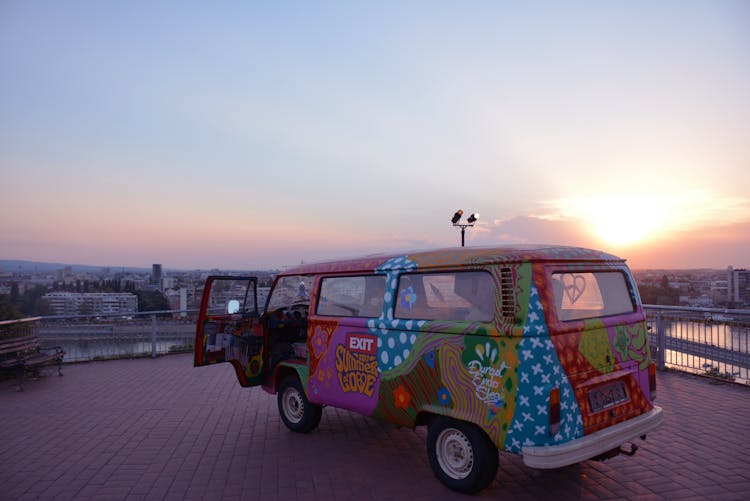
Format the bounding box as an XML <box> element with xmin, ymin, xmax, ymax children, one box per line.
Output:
<box><xmin>551</xmin><ymin>271</ymin><xmax>635</xmax><ymax>321</ymax></box>
<box><xmin>267</xmin><ymin>275</ymin><xmax>314</xmax><ymax>311</ymax></box>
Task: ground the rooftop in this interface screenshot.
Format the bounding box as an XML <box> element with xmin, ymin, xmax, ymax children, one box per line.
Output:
<box><xmin>1</xmin><ymin>354</ymin><xmax>748</xmax><ymax>500</ymax></box>
<box><xmin>287</xmin><ymin>245</ymin><xmax>622</xmax><ymax>275</ymax></box>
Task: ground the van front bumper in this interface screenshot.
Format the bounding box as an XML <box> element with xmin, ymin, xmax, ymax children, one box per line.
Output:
<box><xmin>522</xmin><ymin>406</ymin><xmax>663</xmax><ymax>469</ymax></box>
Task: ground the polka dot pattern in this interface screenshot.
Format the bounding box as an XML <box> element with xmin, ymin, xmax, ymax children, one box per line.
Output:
<box><xmin>362</xmin><ymin>256</ymin><xmax>423</xmax><ymax>371</ymax></box>
<box><xmin>367</xmin><ymin>318</ymin><xmax>426</xmax><ymax>372</ymax></box>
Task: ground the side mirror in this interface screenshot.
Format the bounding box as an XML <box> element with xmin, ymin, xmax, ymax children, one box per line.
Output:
<box><xmin>227</xmin><ymin>299</ymin><xmax>241</xmax><ymax>315</ymax></box>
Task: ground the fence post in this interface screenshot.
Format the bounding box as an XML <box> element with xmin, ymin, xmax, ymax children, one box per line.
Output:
<box><xmin>151</xmin><ymin>314</ymin><xmax>157</xmax><ymax>358</ymax></box>
<box><xmin>656</xmin><ymin>312</ymin><xmax>666</xmax><ymax>370</ymax></box>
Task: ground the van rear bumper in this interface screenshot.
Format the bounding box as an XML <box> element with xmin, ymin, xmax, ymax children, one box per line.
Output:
<box><xmin>522</xmin><ymin>406</ymin><xmax>663</xmax><ymax>469</ymax></box>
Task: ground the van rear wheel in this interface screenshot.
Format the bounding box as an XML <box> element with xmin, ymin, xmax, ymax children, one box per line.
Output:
<box><xmin>427</xmin><ymin>416</ymin><xmax>498</xmax><ymax>493</ymax></box>
<box><xmin>278</xmin><ymin>374</ymin><xmax>322</xmax><ymax>433</ymax></box>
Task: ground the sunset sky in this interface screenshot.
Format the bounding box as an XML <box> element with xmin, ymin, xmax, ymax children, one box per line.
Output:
<box><xmin>2</xmin><ymin>1</ymin><xmax>749</xmax><ymax>270</ymax></box>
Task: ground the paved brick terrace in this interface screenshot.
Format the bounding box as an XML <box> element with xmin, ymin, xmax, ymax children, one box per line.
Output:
<box><xmin>1</xmin><ymin>354</ymin><xmax>749</xmax><ymax>500</ymax></box>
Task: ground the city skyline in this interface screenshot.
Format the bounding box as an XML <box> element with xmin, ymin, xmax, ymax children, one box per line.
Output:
<box><xmin>2</xmin><ymin>2</ymin><xmax>749</xmax><ymax>270</ymax></box>
<box><xmin>1</xmin><ymin>252</ymin><xmax>748</xmax><ymax>276</ymax></box>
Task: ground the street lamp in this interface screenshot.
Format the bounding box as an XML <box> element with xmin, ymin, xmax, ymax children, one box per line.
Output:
<box><xmin>451</xmin><ymin>209</ymin><xmax>480</xmax><ymax>247</ymax></box>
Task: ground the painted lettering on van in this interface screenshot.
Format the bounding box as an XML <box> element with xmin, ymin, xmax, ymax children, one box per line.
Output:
<box><xmin>335</xmin><ymin>343</ymin><xmax>378</xmax><ymax>397</ymax></box>
<box><xmin>463</xmin><ymin>338</ymin><xmax>509</xmax><ymax>410</ymax></box>
<box><xmin>468</xmin><ymin>359</ymin><xmax>507</xmax><ymax>405</ymax></box>
<box><xmin>346</xmin><ymin>333</ymin><xmax>377</xmax><ymax>355</ymax></box>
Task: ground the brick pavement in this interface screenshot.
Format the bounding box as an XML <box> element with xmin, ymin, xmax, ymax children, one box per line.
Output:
<box><xmin>1</xmin><ymin>354</ymin><xmax>749</xmax><ymax>500</ymax></box>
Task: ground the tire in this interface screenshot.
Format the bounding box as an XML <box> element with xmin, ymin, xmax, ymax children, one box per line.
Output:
<box><xmin>277</xmin><ymin>374</ymin><xmax>322</xmax><ymax>433</ymax></box>
<box><xmin>427</xmin><ymin>416</ymin><xmax>499</xmax><ymax>494</ymax></box>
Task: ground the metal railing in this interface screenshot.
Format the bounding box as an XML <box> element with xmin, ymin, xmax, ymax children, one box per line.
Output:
<box><xmin>4</xmin><ymin>305</ymin><xmax>749</xmax><ymax>385</ymax></box>
<box><xmin>36</xmin><ymin>310</ymin><xmax>199</xmax><ymax>362</ymax></box>
<box><xmin>645</xmin><ymin>305</ymin><xmax>750</xmax><ymax>385</ymax></box>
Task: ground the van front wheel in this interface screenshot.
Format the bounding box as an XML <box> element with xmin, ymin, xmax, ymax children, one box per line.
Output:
<box><xmin>277</xmin><ymin>374</ymin><xmax>322</xmax><ymax>433</ymax></box>
<box><xmin>427</xmin><ymin>416</ymin><xmax>498</xmax><ymax>493</ymax></box>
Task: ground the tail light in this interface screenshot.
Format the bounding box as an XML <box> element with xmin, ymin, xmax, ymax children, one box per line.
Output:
<box><xmin>648</xmin><ymin>362</ymin><xmax>657</xmax><ymax>400</ymax></box>
<box><xmin>549</xmin><ymin>388</ymin><xmax>561</xmax><ymax>435</ymax></box>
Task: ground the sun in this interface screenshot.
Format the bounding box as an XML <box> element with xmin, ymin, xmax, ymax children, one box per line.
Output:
<box><xmin>546</xmin><ymin>190</ymin><xmax>742</xmax><ymax>249</ymax></box>
<box><xmin>558</xmin><ymin>195</ymin><xmax>669</xmax><ymax>248</ymax></box>
<box><xmin>589</xmin><ymin>209</ymin><xmax>656</xmax><ymax>246</ymax></box>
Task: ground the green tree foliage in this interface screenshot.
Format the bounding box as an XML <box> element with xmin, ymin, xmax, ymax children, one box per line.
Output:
<box><xmin>136</xmin><ymin>290</ymin><xmax>170</xmax><ymax>316</ymax></box>
<box><xmin>0</xmin><ymin>294</ymin><xmax>22</xmax><ymax>321</ymax></box>
<box><xmin>31</xmin><ymin>297</ymin><xmax>52</xmax><ymax>316</ymax></box>
<box><xmin>20</xmin><ymin>285</ymin><xmax>52</xmax><ymax>316</ymax></box>
<box><xmin>0</xmin><ymin>285</ymin><xmax>52</xmax><ymax>319</ymax></box>
<box><xmin>78</xmin><ymin>301</ymin><xmax>94</xmax><ymax>316</ymax></box>
<box><xmin>638</xmin><ymin>283</ymin><xmax>680</xmax><ymax>305</ymax></box>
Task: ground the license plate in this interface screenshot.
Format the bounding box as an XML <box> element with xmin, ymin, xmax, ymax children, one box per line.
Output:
<box><xmin>588</xmin><ymin>381</ymin><xmax>629</xmax><ymax>413</ymax></box>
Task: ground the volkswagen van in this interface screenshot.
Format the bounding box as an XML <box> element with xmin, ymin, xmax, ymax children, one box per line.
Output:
<box><xmin>194</xmin><ymin>245</ymin><xmax>662</xmax><ymax>493</ymax></box>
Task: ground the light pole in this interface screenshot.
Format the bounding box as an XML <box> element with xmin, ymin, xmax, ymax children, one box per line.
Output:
<box><xmin>451</xmin><ymin>209</ymin><xmax>479</xmax><ymax>247</ymax></box>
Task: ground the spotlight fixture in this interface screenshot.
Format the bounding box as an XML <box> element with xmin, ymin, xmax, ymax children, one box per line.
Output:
<box><xmin>451</xmin><ymin>210</ymin><xmax>464</xmax><ymax>224</ymax></box>
<box><xmin>451</xmin><ymin>209</ymin><xmax>479</xmax><ymax>247</ymax></box>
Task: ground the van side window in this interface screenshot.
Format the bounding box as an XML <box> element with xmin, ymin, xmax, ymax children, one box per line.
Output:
<box><xmin>395</xmin><ymin>271</ymin><xmax>494</xmax><ymax>322</ymax></box>
<box><xmin>552</xmin><ymin>271</ymin><xmax>635</xmax><ymax>321</ymax></box>
<box><xmin>317</xmin><ymin>275</ymin><xmax>386</xmax><ymax>317</ymax></box>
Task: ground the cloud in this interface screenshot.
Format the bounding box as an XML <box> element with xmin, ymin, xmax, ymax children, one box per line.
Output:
<box><xmin>471</xmin><ymin>215</ymin><xmax>595</xmax><ymax>248</ymax></box>
<box><xmin>544</xmin><ymin>190</ymin><xmax>750</xmax><ymax>233</ymax></box>
<box><xmin>467</xmin><ymin>212</ymin><xmax>750</xmax><ymax>269</ymax></box>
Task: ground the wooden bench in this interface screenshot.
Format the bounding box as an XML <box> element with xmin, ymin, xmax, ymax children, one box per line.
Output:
<box><xmin>0</xmin><ymin>318</ymin><xmax>65</xmax><ymax>391</ymax></box>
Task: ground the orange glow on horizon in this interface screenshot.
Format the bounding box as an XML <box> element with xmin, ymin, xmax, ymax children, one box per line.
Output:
<box><xmin>548</xmin><ymin>190</ymin><xmax>750</xmax><ymax>250</ymax></box>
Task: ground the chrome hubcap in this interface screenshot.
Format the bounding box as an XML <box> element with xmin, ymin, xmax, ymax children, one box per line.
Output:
<box><xmin>436</xmin><ymin>428</ymin><xmax>474</xmax><ymax>479</ymax></box>
<box><xmin>282</xmin><ymin>387</ymin><xmax>304</xmax><ymax>423</ymax></box>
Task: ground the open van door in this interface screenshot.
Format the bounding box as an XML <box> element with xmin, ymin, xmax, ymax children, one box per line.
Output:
<box><xmin>194</xmin><ymin>276</ymin><xmax>265</xmax><ymax>386</ymax></box>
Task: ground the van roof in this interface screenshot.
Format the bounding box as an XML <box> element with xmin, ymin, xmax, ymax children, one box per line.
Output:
<box><xmin>281</xmin><ymin>245</ymin><xmax>624</xmax><ymax>276</ymax></box>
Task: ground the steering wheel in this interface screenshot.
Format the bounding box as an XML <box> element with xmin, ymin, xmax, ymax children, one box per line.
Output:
<box><xmin>279</xmin><ymin>302</ymin><xmax>309</xmax><ymax>321</ymax></box>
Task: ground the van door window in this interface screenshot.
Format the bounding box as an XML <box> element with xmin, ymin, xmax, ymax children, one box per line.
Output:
<box><xmin>395</xmin><ymin>271</ymin><xmax>494</xmax><ymax>321</ymax></box>
<box><xmin>552</xmin><ymin>271</ymin><xmax>635</xmax><ymax>321</ymax></box>
<box><xmin>265</xmin><ymin>275</ymin><xmax>314</xmax><ymax>367</ymax></box>
<box><xmin>317</xmin><ymin>275</ymin><xmax>386</xmax><ymax>317</ymax></box>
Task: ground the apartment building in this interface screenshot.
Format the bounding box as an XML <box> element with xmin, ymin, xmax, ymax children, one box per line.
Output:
<box><xmin>727</xmin><ymin>267</ymin><xmax>750</xmax><ymax>307</ymax></box>
<box><xmin>43</xmin><ymin>292</ymin><xmax>138</xmax><ymax>316</ymax></box>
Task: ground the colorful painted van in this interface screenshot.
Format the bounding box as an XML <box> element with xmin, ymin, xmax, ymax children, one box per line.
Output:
<box><xmin>194</xmin><ymin>245</ymin><xmax>662</xmax><ymax>493</ymax></box>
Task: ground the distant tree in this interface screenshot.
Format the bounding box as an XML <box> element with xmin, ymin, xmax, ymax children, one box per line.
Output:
<box><xmin>19</xmin><ymin>285</ymin><xmax>53</xmax><ymax>316</ymax></box>
<box><xmin>32</xmin><ymin>297</ymin><xmax>52</xmax><ymax>316</ymax></box>
<box><xmin>136</xmin><ymin>290</ymin><xmax>170</xmax><ymax>316</ymax></box>
<box><xmin>0</xmin><ymin>294</ymin><xmax>22</xmax><ymax>321</ymax></box>
<box><xmin>639</xmin><ymin>283</ymin><xmax>679</xmax><ymax>306</ymax></box>
<box><xmin>10</xmin><ymin>282</ymin><xmax>20</xmax><ymax>302</ymax></box>
<box><xmin>79</xmin><ymin>302</ymin><xmax>94</xmax><ymax>316</ymax></box>
<box><xmin>660</xmin><ymin>275</ymin><xmax>670</xmax><ymax>289</ymax></box>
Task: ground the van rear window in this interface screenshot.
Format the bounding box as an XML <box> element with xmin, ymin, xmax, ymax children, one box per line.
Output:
<box><xmin>551</xmin><ymin>271</ymin><xmax>635</xmax><ymax>321</ymax></box>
